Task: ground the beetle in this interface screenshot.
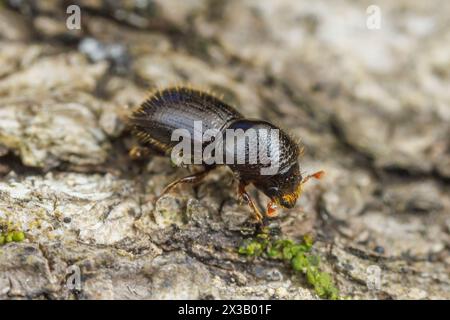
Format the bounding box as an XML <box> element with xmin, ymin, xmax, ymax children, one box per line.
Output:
<box><xmin>129</xmin><ymin>86</ymin><xmax>323</xmax><ymax>222</ymax></box>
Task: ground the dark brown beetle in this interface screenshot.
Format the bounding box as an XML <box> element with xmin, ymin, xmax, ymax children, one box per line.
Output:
<box><xmin>129</xmin><ymin>86</ymin><xmax>323</xmax><ymax>222</ymax></box>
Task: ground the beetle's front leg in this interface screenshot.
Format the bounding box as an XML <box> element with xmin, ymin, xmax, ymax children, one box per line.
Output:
<box><xmin>266</xmin><ymin>201</ymin><xmax>278</xmax><ymax>218</ymax></box>
<box><xmin>238</xmin><ymin>182</ymin><xmax>263</xmax><ymax>223</ymax></box>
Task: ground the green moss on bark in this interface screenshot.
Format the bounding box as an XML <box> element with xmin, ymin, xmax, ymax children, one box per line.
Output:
<box><xmin>239</xmin><ymin>233</ymin><xmax>340</xmax><ymax>300</ymax></box>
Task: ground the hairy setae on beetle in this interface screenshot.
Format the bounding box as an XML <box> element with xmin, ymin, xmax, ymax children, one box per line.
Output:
<box><xmin>129</xmin><ymin>86</ymin><xmax>323</xmax><ymax>222</ymax></box>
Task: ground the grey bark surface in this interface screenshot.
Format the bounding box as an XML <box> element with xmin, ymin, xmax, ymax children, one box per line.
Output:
<box><xmin>0</xmin><ymin>0</ymin><xmax>449</xmax><ymax>299</ymax></box>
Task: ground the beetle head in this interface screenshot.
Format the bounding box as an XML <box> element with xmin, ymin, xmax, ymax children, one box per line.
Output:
<box><xmin>255</xmin><ymin>164</ymin><xmax>325</xmax><ymax>209</ymax></box>
<box><xmin>254</xmin><ymin>163</ymin><xmax>303</xmax><ymax>209</ymax></box>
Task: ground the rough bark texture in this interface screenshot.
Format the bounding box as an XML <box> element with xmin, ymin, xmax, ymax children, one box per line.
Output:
<box><xmin>0</xmin><ymin>0</ymin><xmax>449</xmax><ymax>299</ymax></box>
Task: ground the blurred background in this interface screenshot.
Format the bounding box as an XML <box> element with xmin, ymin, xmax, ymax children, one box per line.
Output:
<box><xmin>0</xmin><ymin>0</ymin><xmax>449</xmax><ymax>299</ymax></box>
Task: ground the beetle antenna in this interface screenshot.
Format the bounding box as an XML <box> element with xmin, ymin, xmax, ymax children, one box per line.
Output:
<box><xmin>301</xmin><ymin>170</ymin><xmax>325</xmax><ymax>185</ymax></box>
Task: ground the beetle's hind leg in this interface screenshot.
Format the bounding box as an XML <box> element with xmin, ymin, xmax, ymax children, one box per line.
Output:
<box><xmin>129</xmin><ymin>145</ymin><xmax>151</xmax><ymax>160</ymax></box>
<box><xmin>156</xmin><ymin>166</ymin><xmax>215</xmax><ymax>202</ymax></box>
<box><xmin>238</xmin><ymin>182</ymin><xmax>264</xmax><ymax>223</ymax></box>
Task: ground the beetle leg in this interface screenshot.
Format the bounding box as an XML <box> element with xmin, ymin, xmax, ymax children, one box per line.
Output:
<box><xmin>266</xmin><ymin>201</ymin><xmax>278</xmax><ymax>218</ymax></box>
<box><xmin>129</xmin><ymin>145</ymin><xmax>151</xmax><ymax>160</ymax></box>
<box><xmin>238</xmin><ymin>183</ymin><xmax>263</xmax><ymax>222</ymax></box>
<box><xmin>156</xmin><ymin>166</ymin><xmax>214</xmax><ymax>201</ymax></box>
